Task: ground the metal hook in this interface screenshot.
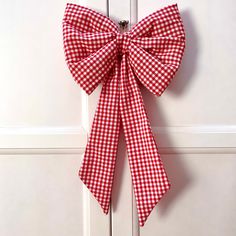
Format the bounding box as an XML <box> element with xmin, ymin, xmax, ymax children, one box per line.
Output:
<box><xmin>118</xmin><ymin>20</ymin><xmax>129</xmax><ymax>30</ymax></box>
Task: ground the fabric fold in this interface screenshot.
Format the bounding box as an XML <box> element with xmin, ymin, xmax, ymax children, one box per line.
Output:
<box><xmin>119</xmin><ymin>55</ymin><xmax>171</xmax><ymax>226</ymax></box>
<box><xmin>79</xmin><ymin>61</ymin><xmax>121</xmax><ymax>213</ymax></box>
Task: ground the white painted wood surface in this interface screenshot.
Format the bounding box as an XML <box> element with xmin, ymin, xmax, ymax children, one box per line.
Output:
<box><xmin>140</xmin><ymin>153</ymin><xmax>236</xmax><ymax>236</ymax></box>
<box><xmin>0</xmin><ymin>0</ymin><xmax>82</xmax><ymax>127</ymax></box>
<box><xmin>0</xmin><ymin>0</ymin><xmax>236</xmax><ymax>235</ymax></box>
<box><xmin>0</xmin><ymin>154</ymin><xmax>84</xmax><ymax>236</ymax></box>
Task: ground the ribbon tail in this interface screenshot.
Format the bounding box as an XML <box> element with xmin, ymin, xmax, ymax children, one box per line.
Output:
<box><xmin>79</xmin><ymin>61</ymin><xmax>120</xmax><ymax>214</ymax></box>
<box><xmin>119</xmin><ymin>55</ymin><xmax>171</xmax><ymax>227</ymax></box>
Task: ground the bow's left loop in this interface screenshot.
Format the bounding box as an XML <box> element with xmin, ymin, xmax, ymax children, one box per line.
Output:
<box><xmin>62</xmin><ymin>3</ymin><xmax>118</xmax><ymax>94</ymax></box>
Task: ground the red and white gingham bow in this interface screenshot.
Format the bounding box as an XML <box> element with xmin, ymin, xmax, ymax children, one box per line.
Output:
<box><xmin>62</xmin><ymin>3</ymin><xmax>185</xmax><ymax>226</ymax></box>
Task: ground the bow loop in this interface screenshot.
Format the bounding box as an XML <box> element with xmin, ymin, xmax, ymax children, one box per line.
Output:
<box><xmin>63</xmin><ymin>3</ymin><xmax>119</xmax><ymax>94</ymax></box>
<box><xmin>69</xmin><ymin>40</ymin><xmax>117</xmax><ymax>95</ymax></box>
<box><xmin>63</xmin><ymin>27</ymin><xmax>117</xmax><ymax>94</ymax></box>
<box><xmin>63</xmin><ymin>3</ymin><xmax>118</xmax><ymax>34</ymax></box>
<box><xmin>129</xmin><ymin>34</ymin><xmax>185</xmax><ymax>96</ymax></box>
<box><xmin>128</xmin><ymin>4</ymin><xmax>186</xmax><ymax>96</ymax></box>
<box><xmin>129</xmin><ymin>4</ymin><xmax>184</xmax><ymax>38</ymax></box>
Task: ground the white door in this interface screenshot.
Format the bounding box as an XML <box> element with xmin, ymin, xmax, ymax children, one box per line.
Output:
<box><xmin>1</xmin><ymin>0</ymin><xmax>236</xmax><ymax>236</ymax></box>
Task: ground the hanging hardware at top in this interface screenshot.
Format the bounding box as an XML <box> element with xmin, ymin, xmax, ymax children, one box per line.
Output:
<box><xmin>118</xmin><ymin>20</ymin><xmax>129</xmax><ymax>29</ymax></box>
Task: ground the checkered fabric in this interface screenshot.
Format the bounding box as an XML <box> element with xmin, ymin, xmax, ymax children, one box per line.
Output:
<box><xmin>62</xmin><ymin>3</ymin><xmax>185</xmax><ymax>227</ymax></box>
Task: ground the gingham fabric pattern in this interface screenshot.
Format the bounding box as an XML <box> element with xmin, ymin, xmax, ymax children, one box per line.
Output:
<box><xmin>62</xmin><ymin>3</ymin><xmax>186</xmax><ymax>227</ymax></box>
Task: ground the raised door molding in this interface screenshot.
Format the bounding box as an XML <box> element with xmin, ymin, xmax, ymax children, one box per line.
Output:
<box><xmin>1</xmin><ymin>125</ymin><xmax>236</xmax><ymax>154</ymax></box>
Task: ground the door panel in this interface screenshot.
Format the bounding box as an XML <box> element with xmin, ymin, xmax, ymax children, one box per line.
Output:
<box><xmin>140</xmin><ymin>153</ymin><xmax>236</xmax><ymax>235</ymax></box>
<box><xmin>0</xmin><ymin>154</ymin><xmax>84</xmax><ymax>236</ymax></box>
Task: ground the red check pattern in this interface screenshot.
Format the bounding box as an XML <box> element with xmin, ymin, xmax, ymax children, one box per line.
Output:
<box><xmin>62</xmin><ymin>3</ymin><xmax>186</xmax><ymax>227</ymax></box>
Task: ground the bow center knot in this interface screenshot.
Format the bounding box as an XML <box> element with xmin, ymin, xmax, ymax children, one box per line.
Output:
<box><xmin>116</xmin><ymin>33</ymin><xmax>131</xmax><ymax>56</ymax></box>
